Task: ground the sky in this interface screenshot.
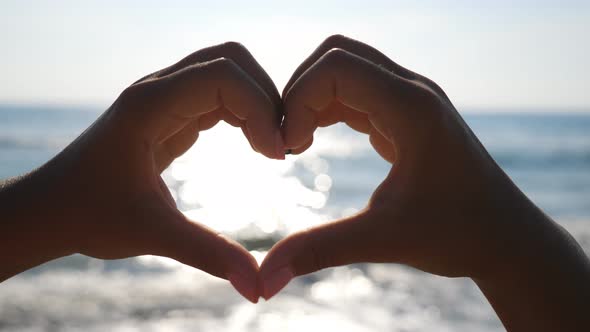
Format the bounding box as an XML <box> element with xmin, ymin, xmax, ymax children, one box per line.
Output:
<box><xmin>0</xmin><ymin>0</ymin><xmax>589</xmax><ymax>111</ymax></box>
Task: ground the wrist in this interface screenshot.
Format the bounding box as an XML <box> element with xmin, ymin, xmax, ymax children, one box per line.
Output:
<box><xmin>472</xmin><ymin>195</ymin><xmax>590</xmax><ymax>330</ymax></box>
<box><xmin>0</xmin><ymin>164</ymin><xmax>78</xmax><ymax>266</ymax></box>
<box><xmin>461</xmin><ymin>162</ymin><xmax>559</xmax><ymax>280</ymax></box>
<box><xmin>477</xmin><ymin>193</ymin><xmax>556</xmax><ymax>279</ymax></box>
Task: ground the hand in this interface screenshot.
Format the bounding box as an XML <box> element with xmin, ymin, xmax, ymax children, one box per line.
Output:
<box><xmin>1</xmin><ymin>42</ymin><xmax>285</xmax><ymax>303</ymax></box>
<box><xmin>259</xmin><ymin>35</ymin><xmax>552</xmax><ymax>297</ymax></box>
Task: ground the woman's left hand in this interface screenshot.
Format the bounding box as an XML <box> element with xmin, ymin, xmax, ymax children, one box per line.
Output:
<box><xmin>0</xmin><ymin>42</ymin><xmax>284</xmax><ymax>303</ymax></box>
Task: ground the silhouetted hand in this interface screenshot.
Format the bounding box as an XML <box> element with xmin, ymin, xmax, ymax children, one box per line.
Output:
<box><xmin>3</xmin><ymin>36</ymin><xmax>589</xmax><ymax>330</ymax></box>
<box><xmin>0</xmin><ymin>42</ymin><xmax>284</xmax><ymax>303</ymax></box>
<box><xmin>261</xmin><ymin>34</ymin><xmax>514</xmax><ymax>289</ymax></box>
<box><xmin>260</xmin><ymin>36</ymin><xmax>590</xmax><ymax>331</ymax></box>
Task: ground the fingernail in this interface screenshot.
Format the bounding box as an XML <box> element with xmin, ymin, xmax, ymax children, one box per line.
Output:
<box><xmin>228</xmin><ymin>272</ymin><xmax>259</xmax><ymax>304</ymax></box>
<box><xmin>275</xmin><ymin>131</ymin><xmax>285</xmax><ymax>160</ymax></box>
<box><xmin>262</xmin><ymin>266</ymin><xmax>294</xmax><ymax>300</ymax></box>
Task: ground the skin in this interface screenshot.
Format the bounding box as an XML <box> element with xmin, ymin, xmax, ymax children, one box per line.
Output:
<box><xmin>1</xmin><ymin>35</ymin><xmax>589</xmax><ymax>331</ymax></box>
<box><xmin>0</xmin><ymin>42</ymin><xmax>285</xmax><ymax>303</ymax></box>
<box><xmin>259</xmin><ymin>35</ymin><xmax>590</xmax><ymax>331</ymax></box>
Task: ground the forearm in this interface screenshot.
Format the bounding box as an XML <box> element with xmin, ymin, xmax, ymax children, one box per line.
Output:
<box><xmin>0</xmin><ymin>168</ymin><xmax>75</xmax><ymax>281</ymax></box>
<box><xmin>475</xmin><ymin>202</ymin><xmax>590</xmax><ymax>331</ymax></box>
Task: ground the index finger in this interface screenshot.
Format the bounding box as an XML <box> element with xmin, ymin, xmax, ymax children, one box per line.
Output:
<box><xmin>282</xmin><ymin>48</ymin><xmax>444</xmax><ymax>162</ymax></box>
<box><xmin>123</xmin><ymin>57</ymin><xmax>284</xmax><ymax>160</ymax></box>
<box><xmin>258</xmin><ymin>210</ymin><xmax>395</xmax><ymax>300</ymax></box>
<box><xmin>283</xmin><ymin>34</ymin><xmax>447</xmax><ymax>101</ymax></box>
<box><xmin>138</xmin><ymin>42</ymin><xmax>281</xmax><ymax>107</ymax></box>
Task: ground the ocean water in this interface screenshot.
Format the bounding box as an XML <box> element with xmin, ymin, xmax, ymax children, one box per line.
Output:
<box><xmin>1</xmin><ymin>105</ymin><xmax>589</xmax><ymax>332</ymax></box>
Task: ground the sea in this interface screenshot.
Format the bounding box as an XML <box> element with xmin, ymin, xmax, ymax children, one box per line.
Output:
<box><xmin>1</xmin><ymin>105</ymin><xmax>589</xmax><ymax>332</ymax></box>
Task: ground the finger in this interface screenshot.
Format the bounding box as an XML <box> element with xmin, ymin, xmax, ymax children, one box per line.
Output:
<box><xmin>198</xmin><ymin>110</ymin><xmax>222</xmax><ymax>131</ymax></box>
<box><xmin>150</xmin><ymin>204</ymin><xmax>260</xmax><ymax>303</ymax></box>
<box><xmin>282</xmin><ymin>103</ymin><xmax>369</xmax><ymax>155</ymax></box>
<box><xmin>140</xmin><ymin>42</ymin><xmax>281</xmax><ymax>107</ymax></box>
<box><xmin>369</xmin><ymin>127</ymin><xmax>396</xmax><ymax>163</ymax></box>
<box><xmin>162</xmin><ymin>58</ymin><xmax>283</xmax><ymax>159</ymax></box>
<box><xmin>130</xmin><ymin>57</ymin><xmax>283</xmax><ymax>160</ymax></box>
<box><xmin>310</xmin><ymin>101</ymin><xmax>372</xmax><ymax>133</ymax></box>
<box><xmin>282</xmin><ymin>48</ymin><xmax>441</xmax><ymax>161</ymax></box>
<box><xmin>155</xmin><ymin>119</ymin><xmax>200</xmax><ymax>172</ymax></box>
<box><xmin>259</xmin><ymin>210</ymin><xmax>391</xmax><ymax>300</ymax></box>
<box><xmin>283</xmin><ymin>34</ymin><xmax>447</xmax><ymax>100</ymax></box>
<box><xmin>241</xmin><ymin>126</ymin><xmax>259</xmax><ymax>153</ymax></box>
<box><xmin>286</xmin><ymin>136</ymin><xmax>313</xmax><ymax>155</ymax></box>
<box><xmin>153</xmin><ymin>95</ymin><xmax>274</xmax><ymax>171</ymax></box>
<box><xmin>157</xmin><ymin>176</ymin><xmax>176</xmax><ymax>208</ymax></box>
<box><xmin>340</xmin><ymin>105</ymin><xmax>371</xmax><ymax>134</ymax></box>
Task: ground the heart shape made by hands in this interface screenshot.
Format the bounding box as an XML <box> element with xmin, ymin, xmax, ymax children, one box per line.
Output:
<box><xmin>71</xmin><ymin>35</ymin><xmax>508</xmax><ymax>305</ymax></box>
<box><xmin>238</xmin><ymin>36</ymin><xmax>507</xmax><ymax>303</ymax></box>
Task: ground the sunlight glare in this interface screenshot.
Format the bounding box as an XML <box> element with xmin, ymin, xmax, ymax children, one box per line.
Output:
<box><xmin>164</xmin><ymin>122</ymin><xmax>343</xmax><ymax>235</ymax></box>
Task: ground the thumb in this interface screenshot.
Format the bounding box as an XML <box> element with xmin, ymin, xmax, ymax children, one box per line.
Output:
<box><xmin>149</xmin><ymin>205</ymin><xmax>260</xmax><ymax>303</ymax></box>
<box><xmin>259</xmin><ymin>210</ymin><xmax>389</xmax><ymax>300</ymax></box>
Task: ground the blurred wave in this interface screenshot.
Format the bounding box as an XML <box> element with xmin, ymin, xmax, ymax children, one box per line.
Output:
<box><xmin>1</xmin><ymin>106</ymin><xmax>589</xmax><ymax>331</ymax></box>
<box><xmin>0</xmin><ymin>137</ymin><xmax>68</xmax><ymax>150</ymax></box>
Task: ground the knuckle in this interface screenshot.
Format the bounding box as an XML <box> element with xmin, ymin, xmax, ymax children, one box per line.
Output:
<box><xmin>117</xmin><ymin>82</ymin><xmax>149</xmax><ymax>108</ymax></box>
<box><xmin>412</xmin><ymin>82</ymin><xmax>445</xmax><ymax>109</ymax></box>
<box><xmin>218</xmin><ymin>56</ymin><xmax>239</xmax><ymax>69</ymax></box>
<box><xmin>115</xmin><ymin>79</ymin><xmax>164</xmax><ymax>117</ymax></box>
<box><xmin>220</xmin><ymin>41</ymin><xmax>250</xmax><ymax>57</ymax></box>
<box><xmin>420</xmin><ymin>76</ymin><xmax>449</xmax><ymax>100</ymax></box>
<box><xmin>206</xmin><ymin>56</ymin><xmax>239</xmax><ymax>76</ymax></box>
<box><xmin>301</xmin><ymin>230</ymin><xmax>330</xmax><ymax>273</ymax></box>
<box><xmin>323</xmin><ymin>47</ymin><xmax>348</xmax><ymax>59</ymax></box>
<box><xmin>322</xmin><ymin>34</ymin><xmax>351</xmax><ymax>48</ymax></box>
<box><xmin>400</xmin><ymin>81</ymin><xmax>448</xmax><ymax>134</ymax></box>
<box><xmin>320</xmin><ymin>48</ymin><xmax>352</xmax><ymax>69</ymax></box>
<box><xmin>422</xmin><ymin>77</ymin><xmax>443</xmax><ymax>92</ymax></box>
<box><xmin>395</xmin><ymin>79</ymin><xmax>443</xmax><ymax>112</ymax></box>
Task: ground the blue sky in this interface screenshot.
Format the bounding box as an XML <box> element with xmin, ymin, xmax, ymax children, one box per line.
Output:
<box><xmin>1</xmin><ymin>0</ymin><xmax>589</xmax><ymax>111</ymax></box>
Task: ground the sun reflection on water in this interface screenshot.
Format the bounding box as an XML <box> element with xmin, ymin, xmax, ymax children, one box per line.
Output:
<box><xmin>162</xmin><ymin>122</ymin><xmax>367</xmax><ymax>238</ymax></box>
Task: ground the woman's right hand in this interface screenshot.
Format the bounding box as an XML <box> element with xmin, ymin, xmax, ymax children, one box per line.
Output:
<box><xmin>261</xmin><ymin>35</ymin><xmax>590</xmax><ymax>331</ymax></box>
<box><xmin>262</xmin><ymin>33</ymin><xmax>530</xmax><ymax>289</ymax></box>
